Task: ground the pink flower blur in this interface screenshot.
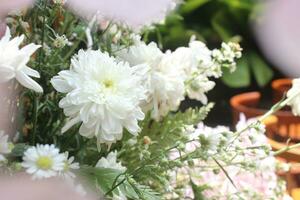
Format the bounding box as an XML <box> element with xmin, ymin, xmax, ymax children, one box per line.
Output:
<box><xmin>255</xmin><ymin>0</ymin><xmax>300</xmax><ymax>77</ymax></box>
<box><xmin>0</xmin><ymin>0</ymin><xmax>34</xmax><ymax>18</ymax></box>
<box><xmin>66</xmin><ymin>0</ymin><xmax>177</xmax><ymax>29</ymax></box>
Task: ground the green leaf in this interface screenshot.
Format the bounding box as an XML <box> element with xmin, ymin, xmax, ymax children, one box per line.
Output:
<box><xmin>78</xmin><ymin>166</ymin><xmax>160</xmax><ymax>200</ymax></box>
<box><xmin>191</xmin><ymin>181</ymin><xmax>208</xmax><ymax>200</ymax></box>
<box><xmin>11</xmin><ymin>143</ymin><xmax>30</xmax><ymax>157</ymax></box>
<box><xmin>249</xmin><ymin>51</ymin><xmax>273</xmax><ymax>87</ymax></box>
<box><xmin>221</xmin><ymin>56</ymin><xmax>250</xmax><ymax>88</ymax></box>
<box><xmin>211</xmin><ymin>11</ymin><xmax>234</xmax><ymax>41</ymax></box>
<box><xmin>181</xmin><ymin>0</ymin><xmax>210</xmax><ymax>14</ymax></box>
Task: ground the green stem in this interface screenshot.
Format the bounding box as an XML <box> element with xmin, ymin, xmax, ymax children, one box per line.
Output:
<box><xmin>273</xmin><ymin>142</ymin><xmax>300</xmax><ymax>156</ymax></box>
<box><xmin>31</xmin><ymin>95</ymin><xmax>39</xmax><ymax>145</ymax></box>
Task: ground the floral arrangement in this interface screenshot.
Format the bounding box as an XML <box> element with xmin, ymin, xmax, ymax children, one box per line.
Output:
<box><xmin>0</xmin><ymin>0</ymin><xmax>299</xmax><ymax>199</ymax></box>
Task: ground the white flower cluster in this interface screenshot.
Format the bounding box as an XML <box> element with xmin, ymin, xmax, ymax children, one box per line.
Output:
<box><xmin>116</xmin><ymin>35</ymin><xmax>185</xmax><ymax>120</ymax></box>
<box><xmin>22</xmin><ymin>144</ymin><xmax>79</xmax><ymax>180</ymax></box>
<box><xmin>0</xmin><ymin>26</ymin><xmax>42</xmax><ymax>93</ymax></box>
<box><xmin>117</xmin><ymin>36</ymin><xmax>242</xmax><ymax>120</ymax></box>
<box><xmin>167</xmin><ymin>114</ymin><xmax>286</xmax><ymax>200</ymax></box>
<box><xmin>0</xmin><ymin>26</ymin><xmax>241</xmax><ymax>146</ymax></box>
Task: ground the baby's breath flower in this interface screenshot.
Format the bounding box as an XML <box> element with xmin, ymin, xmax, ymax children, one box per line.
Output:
<box><xmin>0</xmin><ymin>131</ymin><xmax>11</xmax><ymax>162</ymax></box>
<box><xmin>53</xmin><ymin>34</ymin><xmax>72</xmax><ymax>48</ymax></box>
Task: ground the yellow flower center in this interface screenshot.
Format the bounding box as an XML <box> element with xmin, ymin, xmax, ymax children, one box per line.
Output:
<box><xmin>63</xmin><ymin>162</ymin><xmax>69</xmax><ymax>171</ymax></box>
<box><xmin>36</xmin><ymin>156</ymin><xmax>53</xmax><ymax>170</ymax></box>
<box><xmin>103</xmin><ymin>79</ymin><xmax>114</xmax><ymax>89</ymax></box>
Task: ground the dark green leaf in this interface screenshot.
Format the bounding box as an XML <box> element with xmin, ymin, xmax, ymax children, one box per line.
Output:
<box><xmin>11</xmin><ymin>143</ymin><xmax>30</xmax><ymax>157</ymax></box>
<box><xmin>250</xmin><ymin>51</ymin><xmax>273</xmax><ymax>87</ymax></box>
<box><xmin>181</xmin><ymin>0</ymin><xmax>210</xmax><ymax>14</ymax></box>
<box><xmin>221</xmin><ymin>56</ymin><xmax>250</xmax><ymax>88</ymax></box>
<box><xmin>191</xmin><ymin>181</ymin><xmax>209</xmax><ymax>200</ymax></box>
<box><xmin>211</xmin><ymin>11</ymin><xmax>234</xmax><ymax>41</ymax></box>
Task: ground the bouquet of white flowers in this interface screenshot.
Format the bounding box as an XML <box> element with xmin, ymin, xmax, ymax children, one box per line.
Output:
<box><xmin>0</xmin><ymin>0</ymin><xmax>298</xmax><ymax>199</ymax></box>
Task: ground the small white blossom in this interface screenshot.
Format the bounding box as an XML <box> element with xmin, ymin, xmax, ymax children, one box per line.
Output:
<box><xmin>186</xmin><ymin>75</ymin><xmax>215</xmax><ymax>104</ymax></box>
<box><xmin>0</xmin><ymin>26</ymin><xmax>42</xmax><ymax>92</ymax></box>
<box><xmin>0</xmin><ymin>131</ymin><xmax>11</xmax><ymax>162</ymax></box>
<box><xmin>96</xmin><ymin>151</ymin><xmax>126</xmax><ymax>172</ymax></box>
<box><xmin>212</xmin><ymin>42</ymin><xmax>242</xmax><ymax>73</ymax></box>
<box><xmin>53</xmin><ymin>34</ymin><xmax>72</xmax><ymax>48</ymax></box>
<box><xmin>287</xmin><ymin>78</ymin><xmax>300</xmax><ymax>116</ymax></box>
<box><xmin>53</xmin><ymin>0</ymin><xmax>67</xmax><ymax>5</ymax></box>
<box><xmin>22</xmin><ymin>144</ymin><xmax>65</xmax><ymax>179</ymax></box>
<box><xmin>59</xmin><ymin>152</ymin><xmax>80</xmax><ymax>180</ymax></box>
<box><xmin>195</xmin><ymin>123</ymin><xmax>225</xmax><ymax>154</ymax></box>
<box><xmin>51</xmin><ymin>49</ymin><xmax>147</xmax><ymax>145</ymax></box>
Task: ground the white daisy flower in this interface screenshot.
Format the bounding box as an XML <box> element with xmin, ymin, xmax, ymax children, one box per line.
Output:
<box><xmin>59</xmin><ymin>152</ymin><xmax>80</xmax><ymax>180</ymax></box>
<box><xmin>51</xmin><ymin>49</ymin><xmax>147</xmax><ymax>145</ymax></box>
<box><xmin>96</xmin><ymin>151</ymin><xmax>126</xmax><ymax>172</ymax></box>
<box><xmin>287</xmin><ymin>78</ymin><xmax>300</xmax><ymax>116</ymax></box>
<box><xmin>0</xmin><ymin>131</ymin><xmax>11</xmax><ymax>162</ymax></box>
<box><xmin>117</xmin><ymin>36</ymin><xmax>185</xmax><ymax>120</ymax></box>
<box><xmin>0</xmin><ymin>26</ymin><xmax>42</xmax><ymax>93</ymax></box>
<box><xmin>22</xmin><ymin>144</ymin><xmax>65</xmax><ymax>179</ymax></box>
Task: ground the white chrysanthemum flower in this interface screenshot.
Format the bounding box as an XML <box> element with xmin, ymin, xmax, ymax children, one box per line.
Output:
<box><xmin>96</xmin><ymin>151</ymin><xmax>126</xmax><ymax>172</ymax></box>
<box><xmin>51</xmin><ymin>49</ymin><xmax>147</xmax><ymax>145</ymax></box>
<box><xmin>117</xmin><ymin>37</ymin><xmax>185</xmax><ymax>120</ymax></box>
<box><xmin>287</xmin><ymin>78</ymin><xmax>300</xmax><ymax>116</ymax></box>
<box><xmin>0</xmin><ymin>26</ymin><xmax>42</xmax><ymax>93</ymax></box>
<box><xmin>22</xmin><ymin>144</ymin><xmax>65</xmax><ymax>179</ymax></box>
<box><xmin>59</xmin><ymin>152</ymin><xmax>80</xmax><ymax>180</ymax></box>
<box><xmin>0</xmin><ymin>131</ymin><xmax>11</xmax><ymax>162</ymax></box>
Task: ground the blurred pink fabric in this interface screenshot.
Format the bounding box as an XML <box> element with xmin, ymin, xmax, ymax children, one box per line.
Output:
<box><xmin>0</xmin><ymin>0</ymin><xmax>34</xmax><ymax>18</ymax></box>
<box><xmin>0</xmin><ymin>175</ymin><xmax>98</xmax><ymax>200</ymax></box>
<box><xmin>66</xmin><ymin>0</ymin><xmax>176</xmax><ymax>29</ymax></box>
<box><xmin>0</xmin><ymin>0</ymin><xmax>34</xmax><ymax>37</ymax></box>
<box><xmin>255</xmin><ymin>0</ymin><xmax>300</xmax><ymax>77</ymax></box>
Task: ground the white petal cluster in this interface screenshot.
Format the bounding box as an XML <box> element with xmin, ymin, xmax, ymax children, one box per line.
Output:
<box><xmin>0</xmin><ymin>131</ymin><xmax>11</xmax><ymax>162</ymax></box>
<box><xmin>22</xmin><ymin>144</ymin><xmax>79</xmax><ymax>180</ymax></box>
<box><xmin>96</xmin><ymin>151</ymin><xmax>126</xmax><ymax>172</ymax></box>
<box><xmin>117</xmin><ymin>36</ymin><xmax>185</xmax><ymax>120</ymax></box>
<box><xmin>0</xmin><ymin>26</ymin><xmax>42</xmax><ymax>93</ymax></box>
<box><xmin>51</xmin><ymin>50</ymin><xmax>147</xmax><ymax>145</ymax></box>
<box><xmin>287</xmin><ymin>78</ymin><xmax>300</xmax><ymax>116</ymax></box>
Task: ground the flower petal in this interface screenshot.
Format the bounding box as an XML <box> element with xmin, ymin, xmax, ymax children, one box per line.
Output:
<box><xmin>15</xmin><ymin>71</ymin><xmax>43</xmax><ymax>93</ymax></box>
